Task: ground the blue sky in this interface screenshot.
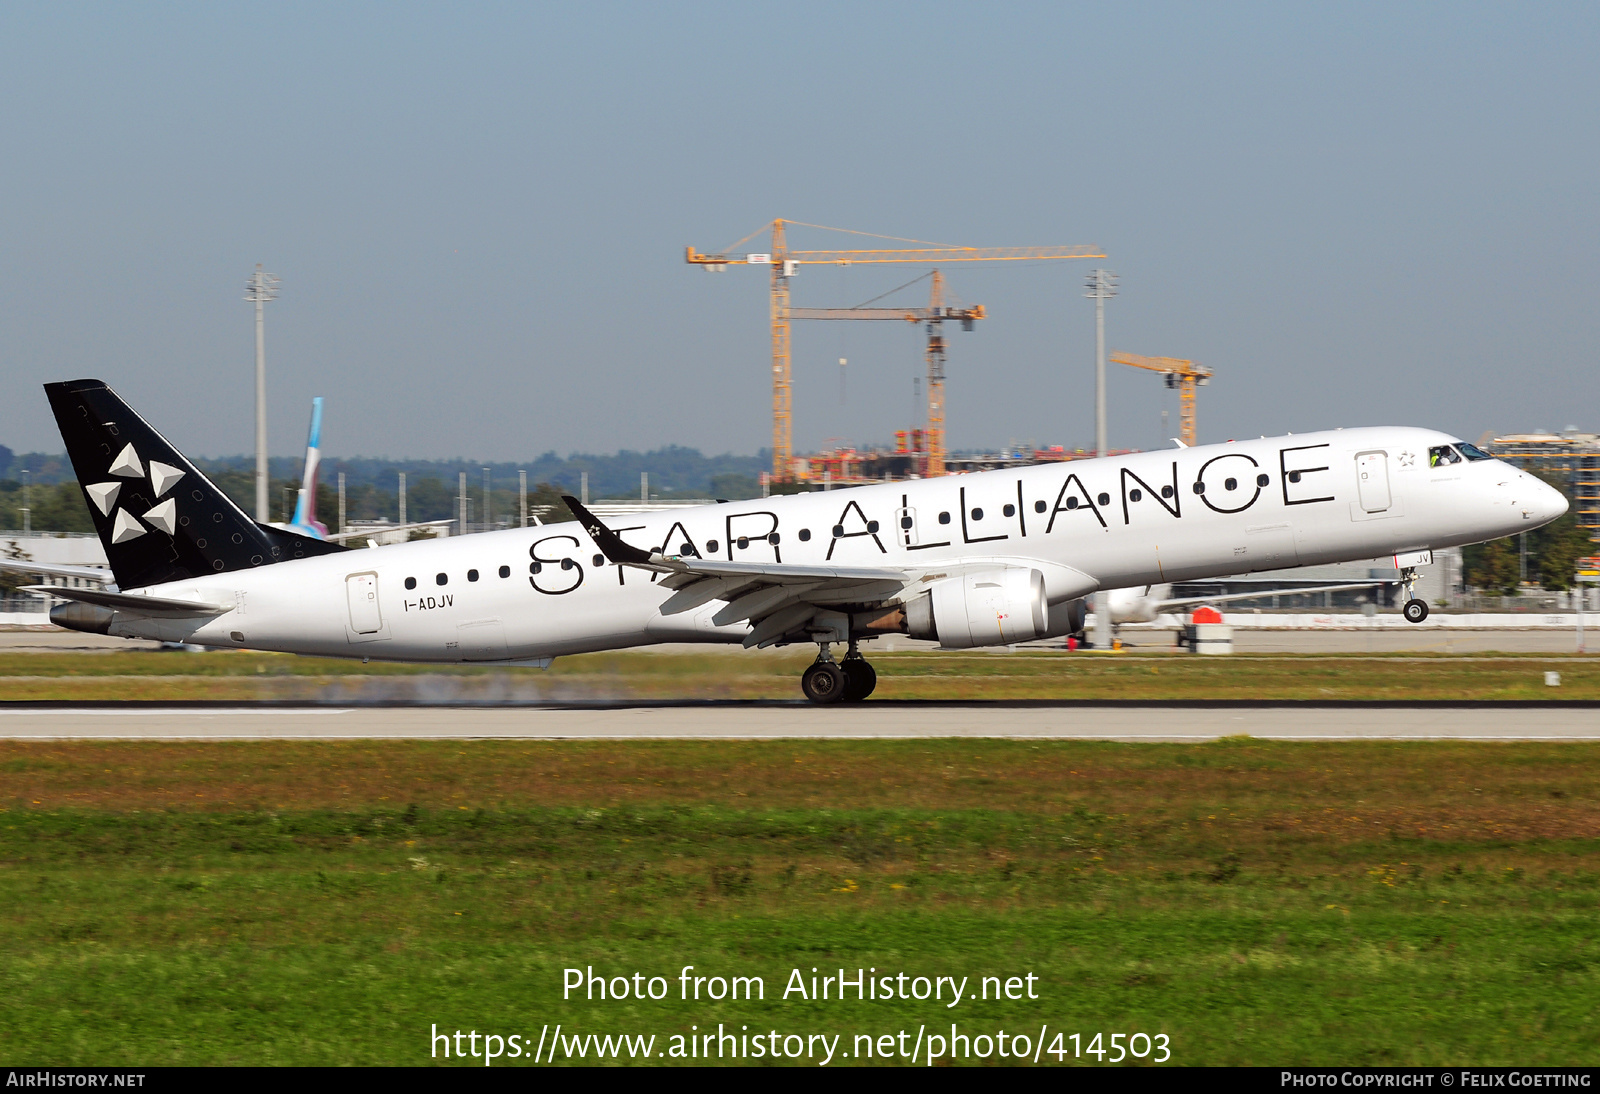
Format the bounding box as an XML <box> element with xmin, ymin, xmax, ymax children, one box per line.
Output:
<box><xmin>1</xmin><ymin>2</ymin><xmax>1595</xmax><ymax>460</ymax></box>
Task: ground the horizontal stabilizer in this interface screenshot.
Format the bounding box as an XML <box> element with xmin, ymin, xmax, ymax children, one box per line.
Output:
<box><xmin>24</xmin><ymin>585</ymin><xmax>232</xmax><ymax>616</ymax></box>
<box><xmin>0</xmin><ymin>560</ymin><xmax>114</xmax><ymax>585</ymax></box>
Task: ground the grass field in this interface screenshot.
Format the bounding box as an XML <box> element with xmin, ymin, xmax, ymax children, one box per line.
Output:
<box><xmin>1</xmin><ymin>737</ymin><xmax>1596</xmax><ymax>1066</ymax></box>
<box><xmin>2</xmin><ymin>647</ymin><xmax>1600</xmax><ymax>701</ymax></box>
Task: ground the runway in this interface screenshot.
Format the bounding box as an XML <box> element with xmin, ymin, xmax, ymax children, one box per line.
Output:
<box><xmin>2</xmin><ymin>703</ymin><xmax>1599</xmax><ymax>740</ymax></box>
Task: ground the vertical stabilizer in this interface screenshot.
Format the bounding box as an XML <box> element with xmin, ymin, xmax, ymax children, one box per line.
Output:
<box><xmin>45</xmin><ymin>379</ymin><xmax>344</xmax><ymax>591</ymax></box>
<box><xmin>289</xmin><ymin>396</ymin><xmax>330</xmax><ymax>539</ymax></box>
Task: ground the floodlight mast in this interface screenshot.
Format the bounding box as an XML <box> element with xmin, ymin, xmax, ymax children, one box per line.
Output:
<box><xmin>244</xmin><ymin>265</ymin><xmax>280</xmax><ymax>522</ymax></box>
<box><xmin>1084</xmin><ymin>269</ymin><xmax>1117</xmax><ymax>459</ymax></box>
<box><xmin>1084</xmin><ymin>268</ymin><xmax>1118</xmax><ymax>652</ymax></box>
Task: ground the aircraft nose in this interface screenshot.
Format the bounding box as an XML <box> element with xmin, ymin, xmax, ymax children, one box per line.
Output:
<box><xmin>1518</xmin><ymin>477</ymin><xmax>1569</xmax><ymax>526</ymax></box>
<box><xmin>1540</xmin><ymin>481</ymin><xmax>1570</xmax><ymax>523</ymax></box>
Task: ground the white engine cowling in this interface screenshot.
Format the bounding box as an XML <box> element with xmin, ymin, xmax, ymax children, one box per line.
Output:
<box><xmin>905</xmin><ymin>568</ymin><xmax>1049</xmax><ymax>648</ymax></box>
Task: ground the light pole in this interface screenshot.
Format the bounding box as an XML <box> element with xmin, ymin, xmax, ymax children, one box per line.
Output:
<box><xmin>1085</xmin><ymin>268</ymin><xmax>1117</xmax><ymax>650</ymax></box>
<box><xmin>245</xmin><ymin>265</ymin><xmax>280</xmax><ymax>522</ymax></box>
<box><xmin>1084</xmin><ymin>269</ymin><xmax>1117</xmax><ymax>459</ymax></box>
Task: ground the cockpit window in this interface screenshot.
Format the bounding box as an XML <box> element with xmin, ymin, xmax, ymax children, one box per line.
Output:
<box><xmin>1456</xmin><ymin>442</ymin><xmax>1494</xmax><ymax>461</ymax></box>
<box><xmin>1429</xmin><ymin>445</ymin><xmax>1462</xmax><ymax>467</ymax></box>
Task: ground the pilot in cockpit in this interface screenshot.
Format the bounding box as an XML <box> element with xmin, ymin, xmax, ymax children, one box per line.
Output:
<box><xmin>1429</xmin><ymin>444</ymin><xmax>1462</xmax><ymax>467</ymax></box>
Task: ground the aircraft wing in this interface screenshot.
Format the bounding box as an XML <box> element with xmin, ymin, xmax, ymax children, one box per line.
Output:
<box><xmin>21</xmin><ymin>585</ymin><xmax>232</xmax><ymax>616</ymax></box>
<box><xmin>1159</xmin><ymin>582</ymin><xmax>1381</xmax><ymax>610</ymax></box>
<box><xmin>563</xmin><ymin>495</ymin><xmax>910</xmax><ymax>647</ymax></box>
<box><xmin>0</xmin><ymin>560</ymin><xmax>115</xmax><ymax>586</ymax></box>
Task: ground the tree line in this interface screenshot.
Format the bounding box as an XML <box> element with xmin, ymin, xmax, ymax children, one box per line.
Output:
<box><xmin>1460</xmin><ymin>472</ymin><xmax>1593</xmax><ymax>593</ymax></box>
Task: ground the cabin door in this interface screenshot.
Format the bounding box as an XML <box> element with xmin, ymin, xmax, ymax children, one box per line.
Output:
<box><xmin>345</xmin><ymin>572</ymin><xmax>382</xmax><ymax>634</ymax></box>
<box><xmin>1356</xmin><ymin>451</ymin><xmax>1392</xmax><ymax>513</ymax></box>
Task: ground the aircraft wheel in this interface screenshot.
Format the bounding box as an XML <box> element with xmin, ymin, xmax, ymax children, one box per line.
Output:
<box><xmin>801</xmin><ymin>661</ymin><xmax>848</xmax><ymax>704</ymax></box>
<box><xmin>1403</xmin><ymin>598</ymin><xmax>1430</xmax><ymax>624</ymax></box>
<box><xmin>841</xmin><ymin>657</ymin><xmax>877</xmax><ymax>701</ymax></box>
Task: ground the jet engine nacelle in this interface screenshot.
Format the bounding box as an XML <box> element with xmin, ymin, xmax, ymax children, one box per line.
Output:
<box><xmin>1041</xmin><ymin>596</ymin><xmax>1088</xmax><ymax>639</ymax></box>
<box><xmin>905</xmin><ymin>568</ymin><xmax>1049</xmax><ymax>648</ymax></box>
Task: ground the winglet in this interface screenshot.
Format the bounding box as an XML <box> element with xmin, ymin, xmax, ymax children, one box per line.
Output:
<box><xmin>561</xmin><ymin>496</ymin><xmax>654</xmax><ymax>565</ymax></box>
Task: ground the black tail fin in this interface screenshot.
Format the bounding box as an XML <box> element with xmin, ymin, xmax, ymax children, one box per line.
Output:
<box><xmin>45</xmin><ymin>379</ymin><xmax>344</xmax><ymax>591</ymax></box>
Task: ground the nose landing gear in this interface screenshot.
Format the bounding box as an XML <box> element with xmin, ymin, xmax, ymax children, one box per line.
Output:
<box><xmin>1399</xmin><ymin>566</ymin><xmax>1430</xmax><ymax>623</ymax></box>
<box><xmin>801</xmin><ymin>638</ymin><xmax>877</xmax><ymax>703</ymax></box>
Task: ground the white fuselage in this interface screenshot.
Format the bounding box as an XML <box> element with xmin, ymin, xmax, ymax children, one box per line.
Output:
<box><xmin>104</xmin><ymin>427</ymin><xmax>1566</xmax><ymax>660</ymax></box>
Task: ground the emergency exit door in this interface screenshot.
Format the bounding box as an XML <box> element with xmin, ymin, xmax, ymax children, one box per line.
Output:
<box><xmin>1356</xmin><ymin>451</ymin><xmax>1391</xmax><ymax>513</ymax></box>
<box><xmin>345</xmin><ymin>572</ymin><xmax>382</xmax><ymax>634</ymax></box>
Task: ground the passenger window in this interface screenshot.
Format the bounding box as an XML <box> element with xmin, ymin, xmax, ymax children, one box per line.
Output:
<box><xmin>498</xmin><ymin>565</ymin><xmax>510</xmax><ymax>578</ymax></box>
<box><xmin>1034</xmin><ymin>500</ymin><xmax>1046</xmax><ymax>513</ymax></box>
<box><xmin>1003</xmin><ymin>504</ymin><xmax>1015</xmax><ymax>517</ymax></box>
<box><xmin>404</xmin><ymin>576</ymin><xmax>416</xmax><ymax>590</ymax></box>
<box><xmin>436</xmin><ymin>573</ymin><xmax>448</xmax><ymax>586</ymax></box>
<box><xmin>1066</xmin><ymin>497</ymin><xmax>1079</xmax><ymax>510</ymax></box>
<box><xmin>467</xmin><ymin>569</ymin><xmax>479</xmax><ymax>582</ymax></box>
<box><xmin>679</xmin><ymin>542</ymin><xmax>694</xmax><ymax>555</ymax></box>
<box><xmin>1429</xmin><ymin>445</ymin><xmax>1463</xmax><ymax>467</ymax></box>
<box><xmin>737</xmin><ymin>536</ymin><xmax>749</xmax><ymax>549</ymax></box>
<box><xmin>971</xmin><ymin>508</ymin><xmax>983</xmax><ymax>521</ymax></box>
<box><xmin>831</xmin><ymin>525</ymin><xmax>845</xmax><ymax>538</ymax></box>
<box><xmin>1160</xmin><ymin>485</ymin><xmax>1174</xmax><ymax>499</ymax></box>
<box><xmin>706</xmin><ymin>539</ymin><xmax>719</xmax><ymax>553</ymax></box>
<box><xmin>798</xmin><ymin>529</ymin><xmax>811</xmax><ymax>542</ymax></box>
<box><xmin>1288</xmin><ymin>471</ymin><xmax>1302</xmax><ymax>483</ymax></box>
<box><xmin>592</xmin><ymin>554</ymin><xmax>605</xmax><ymax>567</ymax></box>
<box><xmin>768</xmin><ymin>532</ymin><xmax>780</xmax><ymax>545</ymax></box>
<box><xmin>938</xmin><ymin>512</ymin><xmax>951</xmax><ymax>524</ymax></box>
<box><xmin>1256</xmin><ymin>474</ymin><xmax>1269</xmax><ymax>487</ymax></box>
<box><xmin>1224</xmin><ymin>478</ymin><xmax>1238</xmax><ymax>491</ymax></box>
<box><xmin>1096</xmin><ymin>493</ymin><xmax>1110</xmax><ymax>506</ymax></box>
<box><xmin>1129</xmin><ymin>490</ymin><xmax>1142</xmax><ymax>502</ymax></box>
<box><xmin>1193</xmin><ymin>482</ymin><xmax>1206</xmax><ymax>494</ymax></box>
<box><xmin>901</xmin><ymin>516</ymin><xmax>913</xmax><ymax>529</ymax></box>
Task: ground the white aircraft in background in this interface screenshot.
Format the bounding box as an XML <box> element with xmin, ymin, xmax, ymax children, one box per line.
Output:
<box><xmin>24</xmin><ymin>379</ymin><xmax>1566</xmax><ymax>702</ymax></box>
<box><xmin>279</xmin><ymin>396</ymin><xmax>330</xmax><ymax>540</ymax></box>
<box><xmin>269</xmin><ymin>397</ymin><xmax>450</xmax><ymax>545</ymax></box>
<box><xmin>1100</xmin><ymin>580</ymin><xmax>1382</xmax><ymax>625</ymax></box>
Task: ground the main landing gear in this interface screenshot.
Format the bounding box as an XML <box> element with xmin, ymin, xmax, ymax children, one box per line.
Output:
<box><xmin>1399</xmin><ymin>566</ymin><xmax>1430</xmax><ymax>624</ymax></box>
<box><xmin>801</xmin><ymin>638</ymin><xmax>877</xmax><ymax>704</ymax></box>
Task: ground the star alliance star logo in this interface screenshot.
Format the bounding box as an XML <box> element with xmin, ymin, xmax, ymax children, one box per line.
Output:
<box><xmin>87</xmin><ymin>442</ymin><xmax>185</xmax><ymax>544</ymax></box>
<box><xmin>1398</xmin><ymin>450</ymin><xmax>1416</xmax><ymax>467</ymax></box>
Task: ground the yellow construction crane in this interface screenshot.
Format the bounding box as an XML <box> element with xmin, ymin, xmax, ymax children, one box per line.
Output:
<box><xmin>688</xmin><ymin>219</ymin><xmax>1104</xmax><ymax>481</ymax></box>
<box><xmin>787</xmin><ymin>270</ymin><xmax>982</xmax><ymax>477</ymax></box>
<box><xmin>1109</xmin><ymin>351</ymin><xmax>1213</xmax><ymax>447</ymax></box>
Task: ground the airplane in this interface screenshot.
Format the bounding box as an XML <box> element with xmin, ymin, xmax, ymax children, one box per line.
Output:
<box><xmin>24</xmin><ymin>379</ymin><xmax>1567</xmax><ymax>703</ymax></box>
<box><xmin>1099</xmin><ymin>580</ymin><xmax>1383</xmax><ymax>626</ymax></box>
<box><xmin>268</xmin><ymin>397</ymin><xmax>451</xmax><ymax>545</ymax></box>
<box><xmin>280</xmin><ymin>396</ymin><xmax>329</xmax><ymax>540</ymax></box>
